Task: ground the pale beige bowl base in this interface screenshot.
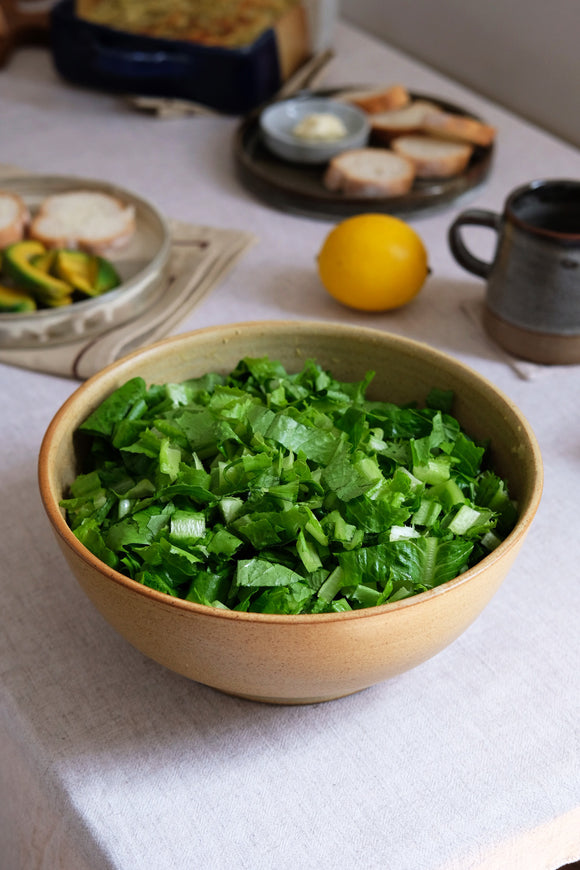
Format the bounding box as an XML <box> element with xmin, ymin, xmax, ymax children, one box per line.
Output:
<box><xmin>39</xmin><ymin>321</ymin><xmax>543</xmax><ymax>704</ymax></box>
<box><xmin>54</xmin><ymin>526</ymin><xmax>519</xmax><ymax>704</ymax></box>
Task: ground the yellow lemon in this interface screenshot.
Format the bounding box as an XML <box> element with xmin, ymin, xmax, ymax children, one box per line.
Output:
<box><xmin>316</xmin><ymin>213</ymin><xmax>429</xmax><ymax>312</ymax></box>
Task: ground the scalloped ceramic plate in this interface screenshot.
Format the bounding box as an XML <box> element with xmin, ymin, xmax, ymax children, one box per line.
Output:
<box><xmin>0</xmin><ymin>174</ymin><xmax>171</xmax><ymax>349</ymax></box>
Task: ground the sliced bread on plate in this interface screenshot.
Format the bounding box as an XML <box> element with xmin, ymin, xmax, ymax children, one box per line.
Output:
<box><xmin>391</xmin><ymin>135</ymin><xmax>474</xmax><ymax>178</ymax></box>
<box><xmin>323</xmin><ymin>148</ymin><xmax>415</xmax><ymax>197</ymax></box>
<box><xmin>0</xmin><ymin>192</ymin><xmax>29</xmax><ymax>248</ymax></box>
<box><xmin>421</xmin><ymin>108</ymin><xmax>496</xmax><ymax>147</ymax></box>
<box><xmin>29</xmin><ymin>190</ymin><xmax>136</xmax><ymax>254</ymax></box>
<box><xmin>369</xmin><ymin>100</ymin><xmax>441</xmax><ymax>143</ymax></box>
<box><xmin>337</xmin><ymin>84</ymin><xmax>411</xmax><ymax>114</ymax></box>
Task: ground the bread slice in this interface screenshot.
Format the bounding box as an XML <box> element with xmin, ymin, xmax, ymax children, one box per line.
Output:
<box><xmin>391</xmin><ymin>135</ymin><xmax>474</xmax><ymax>178</ymax></box>
<box><xmin>369</xmin><ymin>100</ymin><xmax>441</xmax><ymax>144</ymax></box>
<box><xmin>337</xmin><ymin>84</ymin><xmax>410</xmax><ymax>115</ymax></box>
<box><xmin>421</xmin><ymin>108</ymin><xmax>496</xmax><ymax>147</ymax></box>
<box><xmin>29</xmin><ymin>190</ymin><xmax>136</xmax><ymax>254</ymax></box>
<box><xmin>323</xmin><ymin>148</ymin><xmax>415</xmax><ymax>197</ymax></box>
<box><xmin>0</xmin><ymin>192</ymin><xmax>29</xmax><ymax>248</ymax></box>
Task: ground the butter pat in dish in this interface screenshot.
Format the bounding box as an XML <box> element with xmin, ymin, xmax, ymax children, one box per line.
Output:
<box><xmin>260</xmin><ymin>97</ymin><xmax>370</xmax><ymax>164</ymax></box>
<box><xmin>292</xmin><ymin>112</ymin><xmax>348</xmax><ymax>141</ymax></box>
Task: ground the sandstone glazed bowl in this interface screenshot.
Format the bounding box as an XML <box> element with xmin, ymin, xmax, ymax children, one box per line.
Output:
<box><xmin>38</xmin><ymin>321</ymin><xmax>543</xmax><ymax>704</ymax></box>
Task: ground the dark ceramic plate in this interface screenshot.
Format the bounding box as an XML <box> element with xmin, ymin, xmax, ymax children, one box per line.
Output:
<box><xmin>234</xmin><ymin>89</ymin><xmax>495</xmax><ymax>220</ymax></box>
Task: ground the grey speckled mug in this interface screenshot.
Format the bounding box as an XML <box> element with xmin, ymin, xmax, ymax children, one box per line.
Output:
<box><xmin>448</xmin><ymin>179</ymin><xmax>580</xmax><ymax>364</ymax></box>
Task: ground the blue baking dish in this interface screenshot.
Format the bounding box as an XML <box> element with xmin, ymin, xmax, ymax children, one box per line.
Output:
<box><xmin>49</xmin><ymin>0</ymin><xmax>287</xmax><ymax>114</ymax></box>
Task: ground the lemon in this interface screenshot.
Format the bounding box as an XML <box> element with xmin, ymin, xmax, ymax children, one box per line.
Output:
<box><xmin>316</xmin><ymin>213</ymin><xmax>429</xmax><ymax>312</ymax></box>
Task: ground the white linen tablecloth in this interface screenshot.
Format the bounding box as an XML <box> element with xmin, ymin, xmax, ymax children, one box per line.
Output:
<box><xmin>1</xmin><ymin>21</ymin><xmax>579</xmax><ymax>870</ymax></box>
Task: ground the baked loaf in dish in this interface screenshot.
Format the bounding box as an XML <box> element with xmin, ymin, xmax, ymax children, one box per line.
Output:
<box><xmin>0</xmin><ymin>192</ymin><xmax>29</xmax><ymax>248</ymax></box>
<box><xmin>391</xmin><ymin>135</ymin><xmax>474</xmax><ymax>178</ymax></box>
<box><xmin>323</xmin><ymin>149</ymin><xmax>415</xmax><ymax>197</ymax></box>
<box><xmin>29</xmin><ymin>191</ymin><xmax>136</xmax><ymax>254</ymax></box>
<box><xmin>76</xmin><ymin>0</ymin><xmax>302</xmax><ymax>48</ymax></box>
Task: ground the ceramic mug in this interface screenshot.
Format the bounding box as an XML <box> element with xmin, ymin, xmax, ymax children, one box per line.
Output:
<box><xmin>448</xmin><ymin>179</ymin><xmax>580</xmax><ymax>364</ymax></box>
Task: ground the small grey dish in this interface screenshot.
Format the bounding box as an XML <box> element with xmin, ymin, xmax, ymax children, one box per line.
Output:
<box><xmin>259</xmin><ymin>97</ymin><xmax>370</xmax><ymax>165</ymax></box>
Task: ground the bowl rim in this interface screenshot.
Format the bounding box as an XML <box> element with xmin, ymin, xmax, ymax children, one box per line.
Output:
<box><xmin>38</xmin><ymin>319</ymin><xmax>544</xmax><ymax>624</ymax></box>
<box><xmin>259</xmin><ymin>97</ymin><xmax>370</xmax><ymax>149</ymax></box>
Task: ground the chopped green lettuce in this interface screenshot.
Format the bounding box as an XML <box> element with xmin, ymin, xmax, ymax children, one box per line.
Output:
<box><xmin>62</xmin><ymin>357</ymin><xmax>518</xmax><ymax>614</ymax></box>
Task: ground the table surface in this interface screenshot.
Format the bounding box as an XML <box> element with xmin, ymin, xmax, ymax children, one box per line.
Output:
<box><xmin>1</xmin><ymin>21</ymin><xmax>579</xmax><ymax>870</ymax></box>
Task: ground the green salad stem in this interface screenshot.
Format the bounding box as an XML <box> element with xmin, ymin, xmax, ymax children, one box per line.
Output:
<box><xmin>61</xmin><ymin>357</ymin><xmax>518</xmax><ymax>614</ymax></box>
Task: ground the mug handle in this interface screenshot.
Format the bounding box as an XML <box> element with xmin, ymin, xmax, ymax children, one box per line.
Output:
<box><xmin>448</xmin><ymin>209</ymin><xmax>502</xmax><ymax>279</ymax></box>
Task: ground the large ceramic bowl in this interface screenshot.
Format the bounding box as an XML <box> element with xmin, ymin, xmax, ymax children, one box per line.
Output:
<box><xmin>38</xmin><ymin>321</ymin><xmax>543</xmax><ymax>704</ymax></box>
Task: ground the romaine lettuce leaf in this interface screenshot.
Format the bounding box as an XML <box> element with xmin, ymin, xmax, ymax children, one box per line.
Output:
<box><xmin>62</xmin><ymin>356</ymin><xmax>517</xmax><ymax>614</ymax></box>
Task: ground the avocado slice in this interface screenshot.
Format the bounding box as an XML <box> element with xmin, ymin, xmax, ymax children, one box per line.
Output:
<box><xmin>0</xmin><ymin>283</ymin><xmax>37</xmax><ymax>313</ymax></box>
<box><xmin>94</xmin><ymin>256</ymin><xmax>121</xmax><ymax>293</ymax></box>
<box><xmin>31</xmin><ymin>249</ymin><xmax>58</xmax><ymax>274</ymax></box>
<box><xmin>53</xmin><ymin>250</ymin><xmax>121</xmax><ymax>296</ymax></box>
<box><xmin>54</xmin><ymin>250</ymin><xmax>98</xmax><ymax>295</ymax></box>
<box><xmin>2</xmin><ymin>241</ymin><xmax>72</xmax><ymax>306</ymax></box>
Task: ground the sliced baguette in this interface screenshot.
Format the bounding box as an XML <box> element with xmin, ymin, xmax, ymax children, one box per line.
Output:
<box><xmin>29</xmin><ymin>190</ymin><xmax>136</xmax><ymax>254</ymax></box>
<box><xmin>337</xmin><ymin>83</ymin><xmax>410</xmax><ymax>114</ymax></box>
<box><xmin>391</xmin><ymin>134</ymin><xmax>473</xmax><ymax>178</ymax></box>
<box><xmin>323</xmin><ymin>148</ymin><xmax>415</xmax><ymax>198</ymax></box>
<box><xmin>369</xmin><ymin>100</ymin><xmax>441</xmax><ymax>144</ymax></box>
<box><xmin>421</xmin><ymin>108</ymin><xmax>496</xmax><ymax>147</ymax></box>
<box><xmin>0</xmin><ymin>192</ymin><xmax>29</xmax><ymax>248</ymax></box>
